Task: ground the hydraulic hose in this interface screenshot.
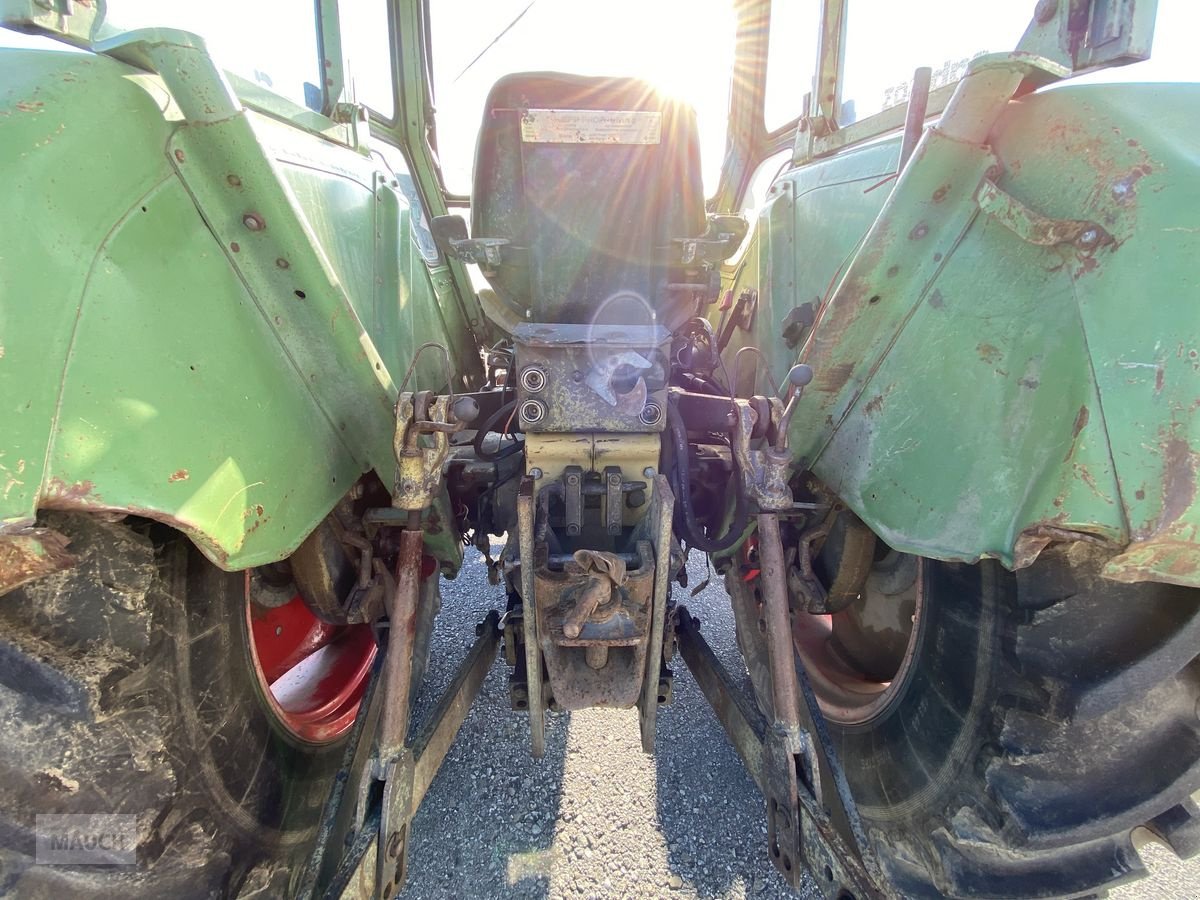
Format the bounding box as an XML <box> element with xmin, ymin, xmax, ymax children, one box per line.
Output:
<box><xmin>666</xmin><ymin>401</ymin><xmax>748</xmax><ymax>553</ymax></box>
<box><xmin>474</xmin><ymin>398</ymin><xmax>523</xmax><ymax>462</ymax></box>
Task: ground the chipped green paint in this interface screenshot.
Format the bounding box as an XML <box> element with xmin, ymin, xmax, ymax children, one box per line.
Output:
<box><xmin>737</xmin><ymin>78</ymin><xmax>1200</xmax><ymax>588</ymax></box>
<box><xmin>0</xmin><ymin>41</ymin><xmax>476</xmax><ymax>570</ymax></box>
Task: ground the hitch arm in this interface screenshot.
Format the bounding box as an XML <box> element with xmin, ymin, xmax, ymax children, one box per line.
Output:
<box><xmin>674</xmin><ymin>602</ymin><xmax>890</xmax><ymax>900</ymax></box>
<box><xmin>301</xmin><ymin>610</ymin><xmax>501</xmax><ymax>900</ymax></box>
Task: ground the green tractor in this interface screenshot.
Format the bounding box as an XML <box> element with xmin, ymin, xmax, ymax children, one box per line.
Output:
<box><xmin>1</xmin><ymin>1</ymin><xmax>1197</xmax><ymax>897</ymax></box>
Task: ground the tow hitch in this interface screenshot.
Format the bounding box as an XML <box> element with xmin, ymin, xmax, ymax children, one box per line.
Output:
<box><xmin>300</xmin><ymin>352</ymin><xmax>888</xmax><ymax>899</ymax></box>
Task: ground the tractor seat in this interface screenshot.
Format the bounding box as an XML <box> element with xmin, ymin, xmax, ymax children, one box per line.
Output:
<box><xmin>470</xmin><ymin>72</ymin><xmax>707</xmax><ymax>326</ymax></box>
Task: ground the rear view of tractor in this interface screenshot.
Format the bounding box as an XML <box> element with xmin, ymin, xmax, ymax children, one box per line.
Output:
<box><xmin>1</xmin><ymin>1</ymin><xmax>1198</xmax><ymax>898</ymax></box>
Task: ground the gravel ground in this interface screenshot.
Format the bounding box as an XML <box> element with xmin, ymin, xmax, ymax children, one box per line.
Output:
<box><xmin>397</xmin><ymin>542</ymin><xmax>1199</xmax><ymax>900</ymax></box>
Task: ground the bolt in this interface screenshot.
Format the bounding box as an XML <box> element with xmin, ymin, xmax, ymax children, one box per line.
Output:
<box><xmin>640</xmin><ymin>402</ymin><xmax>663</xmax><ymax>427</ymax></box>
<box><xmin>529</xmin><ymin>467</ymin><xmax>543</xmax><ymax>480</ymax></box>
<box><xmin>242</xmin><ymin>212</ymin><xmax>265</xmax><ymax>231</ymax></box>
<box><xmin>386</xmin><ymin>832</ymin><xmax>403</xmax><ymax>860</ymax></box>
<box><xmin>520</xmin><ymin>399</ymin><xmax>546</xmax><ymax>425</ymax></box>
<box><xmin>276</xmin><ymin>257</ymin><xmax>290</xmax><ymax>269</ymax></box>
<box><xmin>226</xmin><ymin>174</ymin><xmax>242</xmax><ymax>187</ymax></box>
<box><xmin>1076</xmin><ymin>227</ymin><xmax>1101</xmax><ymax>250</ymax></box>
<box><xmin>643</xmin><ymin>467</ymin><xmax>656</xmax><ymax>478</ymax></box>
<box><xmin>519</xmin><ymin>366</ymin><xmax>547</xmax><ymax>393</ymax></box>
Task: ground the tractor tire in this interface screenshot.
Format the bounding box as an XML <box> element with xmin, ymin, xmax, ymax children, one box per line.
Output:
<box><xmin>729</xmin><ymin>539</ymin><xmax>1200</xmax><ymax>899</ymax></box>
<box><xmin>0</xmin><ymin>513</ymin><xmax>436</xmax><ymax>898</ymax></box>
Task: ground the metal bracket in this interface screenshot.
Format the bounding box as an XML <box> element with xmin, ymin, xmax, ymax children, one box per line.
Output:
<box><xmin>976</xmin><ymin>178</ymin><xmax>1113</xmax><ymax>252</ymax></box>
<box><xmin>393</xmin><ymin>391</ymin><xmax>463</xmax><ymax>512</ymax></box>
<box><xmin>449</xmin><ymin>236</ymin><xmax>510</xmax><ymax>270</ymax></box>
<box><xmin>730</xmin><ymin>401</ymin><xmax>792</xmax><ymax>512</ymax></box>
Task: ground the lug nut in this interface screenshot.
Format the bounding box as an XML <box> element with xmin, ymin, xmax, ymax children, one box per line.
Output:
<box><xmin>519</xmin><ymin>367</ymin><xmax>547</xmax><ymax>393</ymax></box>
<box><xmin>520</xmin><ymin>399</ymin><xmax>546</xmax><ymax>425</ymax></box>
<box><xmin>640</xmin><ymin>401</ymin><xmax>662</xmax><ymax>427</ymax></box>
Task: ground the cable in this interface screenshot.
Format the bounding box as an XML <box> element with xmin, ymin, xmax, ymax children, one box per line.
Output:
<box><xmin>474</xmin><ymin>399</ymin><xmax>523</xmax><ymax>462</ymax></box>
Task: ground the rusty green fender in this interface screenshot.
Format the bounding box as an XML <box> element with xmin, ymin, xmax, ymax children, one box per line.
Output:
<box><xmin>0</xmin><ymin>33</ymin><xmax>478</xmax><ymax>572</ymax></box>
<box><xmin>735</xmin><ymin>57</ymin><xmax>1199</xmax><ymax>588</ymax></box>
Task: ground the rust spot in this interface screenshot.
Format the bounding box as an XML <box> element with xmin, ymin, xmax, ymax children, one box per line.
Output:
<box><xmin>1013</xmin><ymin>522</ymin><xmax>1112</xmax><ymax>569</ymax></box>
<box><xmin>1136</xmin><ymin>488</ymin><xmax>1146</xmax><ymax>501</ymax></box>
<box><xmin>1062</xmin><ymin>405</ymin><xmax>1090</xmax><ymax>462</ymax></box>
<box><xmin>255</xmin><ymin>504</ymin><xmax>264</xmax><ymax>516</ymax></box>
<box><xmin>932</xmin><ymin>184</ymin><xmax>950</xmax><ymax>203</ymax></box>
<box><xmin>815</xmin><ymin>362</ymin><xmax>855</xmax><ymax>394</ymax></box>
<box><xmin>1019</xmin><ymin>377</ymin><xmax>1040</xmax><ymax>390</ymax></box>
<box><xmin>14</xmin><ymin>101</ymin><xmax>44</xmax><ymax>112</ymax></box>
<box><xmin>928</xmin><ymin>289</ymin><xmax>944</xmax><ymax>309</ymax></box>
<box><xmin>1160</xmin><ymin>431</ymin><xmax>1197</xmax><ymax>529</ymax></box>
<box><xmin>976</xmin><ymin>343</ymin><xmax>1003</xmax><ymax>365</ymax></box>
<box><xmin>864</xmin><ymin>394</ymin><xmax>885</xmax><ymax>415</ymax></box>
<box><xmin>886</xmin><ymin>265</ymin><xmax>900</xmax><ymax>278</ymax></box>
<box><xmin>0</xmin><ymin>528</ymin><xmax>76</xmax><ymax>596</ymax></box>
<box><xmin>41</xmin><ymin>478</ymin><xmax>97</xmax><ymax>507</ymax></box>
<box><xmin>173</xmin><ymin>149</ymin><xmax>186</xmax><ymax>163</ymax></box>
<box><xmin>1155</xmin><ymin>367</ymin><xmax>1165</xmax><ymax>394</ymax></box>
<box><xmin>230</xmin><ymin>241</ymin><xmax>240</xmax><ymax>253</ymax></box>
<box><xmin>168</xmin><ymin>469</ymin><xmax>189</xmax><ymax>483</ymax></box>
<box><xmin>1111</xmin><ymin>163</ymin><xmax>1153</xmax><ymax>206</ymax></box>
<box><xmin>227</xmin><ymin>174</ymin><xmax>242</xmax><ymax>187</ymax></box>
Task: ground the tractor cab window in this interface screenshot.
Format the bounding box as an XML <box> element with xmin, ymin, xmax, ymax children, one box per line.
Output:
<box><xmin>115</xmin><ymin>0</ymin><xmax>321</xmax><ymax>109</ymax></box>
<box><xmin>840</xmin><ymin>0</ymin><xmax>1028</xmax><ymax>123</ymax></box>
<box><xmin>429</xmin><ymin>0</ymin><xmax>737</xmax><ymax>197</ymax></box>
<box><xmin>763</xmin><ymin>2</ymin><xmax>819</xmax><ymax>132</ymax></box>
<box><xmin>340</xmin><ymin>0</ymin><xmax>396</xmax><ymax>119</ymax></box>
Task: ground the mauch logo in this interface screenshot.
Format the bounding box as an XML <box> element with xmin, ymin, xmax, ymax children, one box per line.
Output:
<box><xmin>35</xmin><ymin>814</ymin><xmax>137</xmax><ymax>866</ymax></box>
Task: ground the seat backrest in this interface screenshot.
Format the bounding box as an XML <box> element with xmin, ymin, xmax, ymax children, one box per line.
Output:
<box><xmin>471</xmin><ymin>73</ymin><xmax>706</xmax><ymax>326</ymax></box>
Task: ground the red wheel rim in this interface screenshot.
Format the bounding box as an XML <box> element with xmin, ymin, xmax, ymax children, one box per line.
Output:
<box><xmin>245</xmin><ymin>576</ymin><xmax>377</xmax><ymax>744</ymax></box>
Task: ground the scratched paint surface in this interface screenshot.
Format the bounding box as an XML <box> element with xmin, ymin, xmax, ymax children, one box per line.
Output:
<box><xmin>731</xmin><ymin>83</ymin><xmax>1200</xmax><ymax>586</ymax></box>
<box><xmin>0</xmin><ymin>48</ymin><xmax>459</xmax><ymax>569</ymax></box>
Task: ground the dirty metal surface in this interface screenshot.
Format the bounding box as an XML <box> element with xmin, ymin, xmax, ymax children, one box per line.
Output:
<box><xmin>513</xmin><ymin>324</ymin><xmax>671</xmax><ymax>434</ymax></box>
<box><xmin>738</xmin><ymin>77</ymin><xmax>1200</xmax><ymax>586</ymax></box>
<box><xmin>534</xmin><ymin>541</ymin><xmax>656</xmax><ymax>710</ymax></box>
<box><xmin>637</xmin><ymin>474</ymin><xmax>676</xmax><ymax>753</ymax></box>
<box><xmin>674</xmin><ymin>606</ymin><xmax>886</xmax><ymax>900</ymax></box>
<box><xmin>0</xmin><ymin>40</ymin><xmax>466</xmax><ymax>570</ymax></box>
<box><xmin>0</xmin><ymin>527</ymin><xmax>75</xmax><ymax>597</ymax></box>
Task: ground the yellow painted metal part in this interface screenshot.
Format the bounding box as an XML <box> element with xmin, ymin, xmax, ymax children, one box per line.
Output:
<box><xmin>526</xmin><ymin>433</ymin><xmax>660</xmax><ymax>527</ymax></box>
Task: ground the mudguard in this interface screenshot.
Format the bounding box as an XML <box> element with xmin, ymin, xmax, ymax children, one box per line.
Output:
<box><xmin>731</xmin><ymin>77</ymin><xmax>1200</xmax><ymax>587</ymax></box>
<box><xmin>0</xmin><ymin>37</ymin><xmax>478</xmax><ymax>570</ymax></box>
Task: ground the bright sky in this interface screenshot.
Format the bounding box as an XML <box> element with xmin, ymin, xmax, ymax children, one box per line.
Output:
<box><xmin>1</xmin><ymin>0</ymin><xmax>1195</xmax><ymax>201</ymax></box>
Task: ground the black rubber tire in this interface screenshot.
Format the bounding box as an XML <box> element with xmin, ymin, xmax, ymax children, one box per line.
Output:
<box><xmin>0</xmin><ymin>513</ymin><xmax>436</xmax><ymax>898</ymax></box>
<box><xmin>730</xmin><ymin>541</ymin><xmax>1200</xmax><ymax>899</ymax></box>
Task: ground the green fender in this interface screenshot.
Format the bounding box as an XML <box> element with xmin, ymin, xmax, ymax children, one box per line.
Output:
<box><xmin>0</xmin><ymin>41</ymin><xmax>477</xmax><ymax>571</ymax></box>
<box><xmin>735</xmin><ymin>80</ymin><xmax>1200</xmax><ymax>587</ymax></box>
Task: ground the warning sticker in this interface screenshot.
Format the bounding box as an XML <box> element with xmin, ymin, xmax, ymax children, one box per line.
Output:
<box><xmin>520</xmin><ymin>109</ymin><xmax>662</xmax><ymax>145</ymax></box>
